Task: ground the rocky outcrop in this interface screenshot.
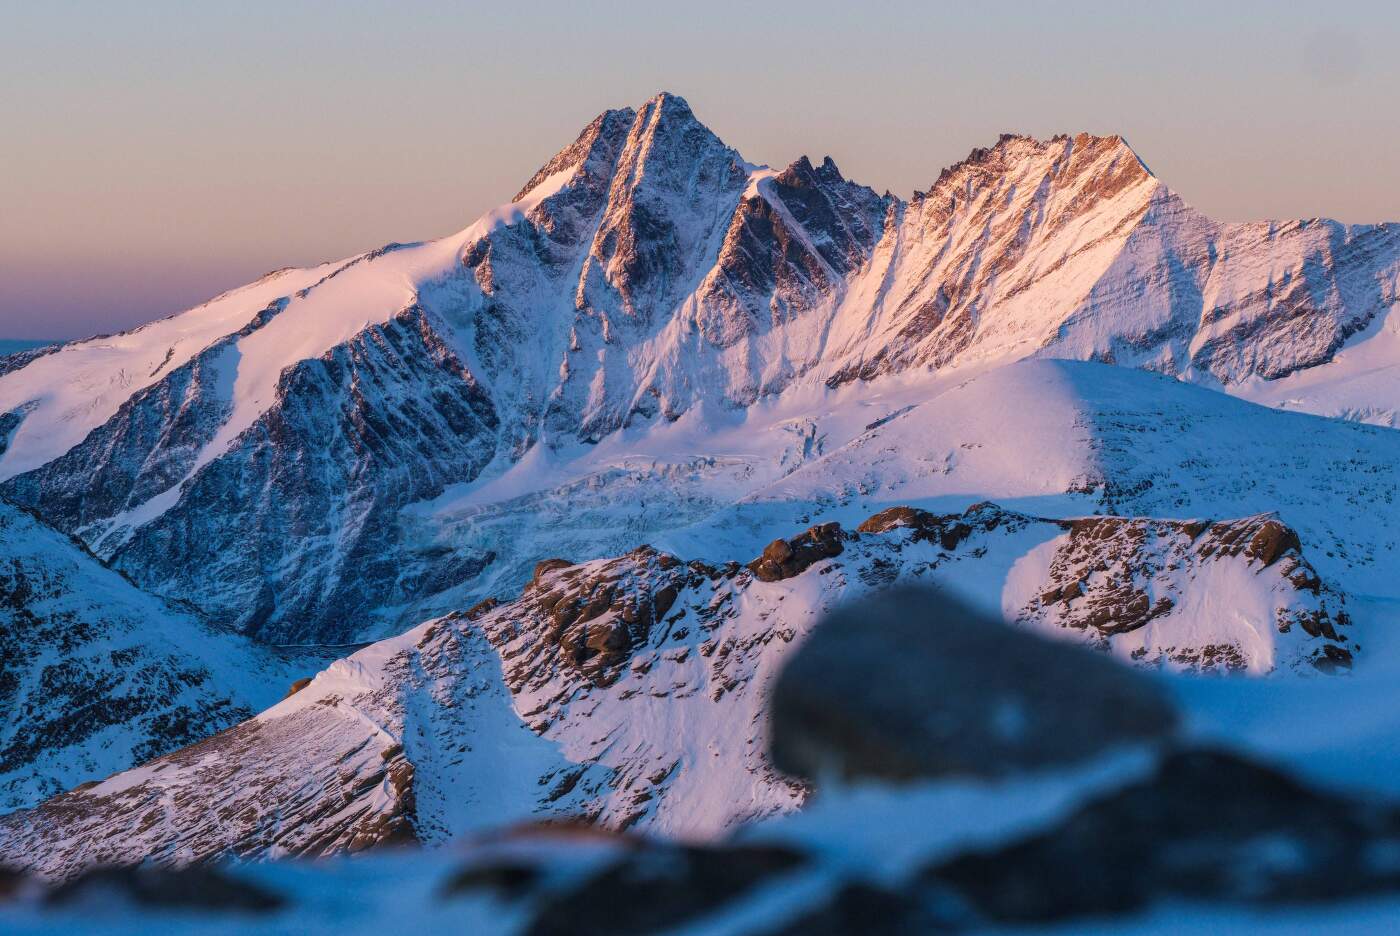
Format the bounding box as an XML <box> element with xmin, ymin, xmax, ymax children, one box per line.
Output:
<box><xmin>856</xmin><ymin>504</ymin><xmax>981</xmax><ymax>550</ymax></box>
<box><xmin>0</xmin><ymin>499</ymin><xmax>294</xmax><ymax>812</ymax></box>
<box><xmin>503</xmin><ymin>548</ymin><xmax>696</xmax><ymax>688</ymax></box>
<box><xmin>748</xmin><ymin>522</ymin><xmax>846</xmax><ymax>582</ymax></box>
<box><xmin>770</xmin><ymin>588</ymin><xmax>1178</xmax><ymax>783</ymax></box>
<box><xmin>0</xmin><ymin>97</ymin><xmax>1394</xmax><ymax>644</ymax></box>
<box><xmin>0</xmin><ymin>500</ymin><xmax>1361</xmax><ymax>877</ymax></box>
<box><xmin>1022</xmin><ymin>512</ymin><xmax>1351</xmax><ymax>672</ymax></box>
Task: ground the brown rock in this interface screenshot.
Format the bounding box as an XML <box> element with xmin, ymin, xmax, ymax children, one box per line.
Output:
<box><xmin>748</xmin><ymin>522</ymin><xmax>846</xmax><ymax>582</ymax></box>
<box><xmin>530</xmin><ymin>558</ymin><xmax>575</xmax><ymax>587</ymax></box>
<box><xmin>857</xmin><ymin>503</ymin><xmax>1007</xmax><ymax>551</ymax></box>
<box><xmin>465</xmin><ymin>597</ymin><xmax>500</xmax><ymax>619</ymax></box>
<box><xmin>856</xmin><ymin>505</ymin><xmax>938</xmax><ymax>534</ymax></box>
<box><xmin>1245</xmin><ymin>519</ymin><xmax>1302</xmax><ymax>568</ymax></box>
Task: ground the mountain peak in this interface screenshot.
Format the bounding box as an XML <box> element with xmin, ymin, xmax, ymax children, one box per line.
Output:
<box><xmin>640</xmin><ymin>90</ymin><xmax>693</xmax><ymax>117</ymax></box>
<box><xmin>513</xmin><ymin>106</ymin><xmax>636</xmax><ymax>202</ymax></box>
<box><xmin>778</xmin><ymin>155</ymin><xmax>849</xmax><ymax>187</ymax></box>
<box><xmin>918</xmin><ymin>131</ymin><xmax>1155</xmax><ymax>204</ymax></box>
<box><xmin>514</xmin><ymin>93</ymin><xmax>720</xmax><ymax>206</ymax></box>
<box><xmin>579</xmin><ymin>92</ymin><xmax>748</xmax><ymax>325</ymax></box>
<box><xmin>623</xmin><ymin>91</ymin><xmax>721</xmax><ymax>160</ymax></box>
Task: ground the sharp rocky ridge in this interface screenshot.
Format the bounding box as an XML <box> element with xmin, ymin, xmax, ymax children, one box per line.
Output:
<box><xmin>0</xmin><ymin>91</ymin><xmax>1396</xmax><ymax>647</ymax></box>
<box><xmin>0</xmin><ymin>501</ymin><xmax>1354</xmax><ymax>876</ymax></box>
<box><xmin>6</xmin><ymin>92</ymin><xmax>1400</xmax><ymax>924</ymax></box>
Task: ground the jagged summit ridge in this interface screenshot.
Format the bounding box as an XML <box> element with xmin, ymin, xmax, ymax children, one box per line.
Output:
<box><xmin>512</xmin><ymin>107</ymin><xmax>636</xmax><ymax>204</ymax></box>
<box><xmin>922</xmin><ymin>131</ymin><xmax>1153</xmax><ymax>198</ymax></box>
<box><xmin>0</xmin><ymin>93</ymin><xmax>1395</xmax><ymax>641</ymax></box>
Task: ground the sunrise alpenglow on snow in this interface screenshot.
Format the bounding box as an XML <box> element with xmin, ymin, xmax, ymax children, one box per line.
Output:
<box><xmin>3</xmin><ymin>3</ymin><xmax>1400</xmax><ymax>933</ymax></box>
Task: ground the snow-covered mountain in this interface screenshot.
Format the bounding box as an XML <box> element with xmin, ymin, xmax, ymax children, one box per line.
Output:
<box><xmin>8</xmin><ymin>93</ymin><xmax>1400</xmax><ymax>935</ymax></box>
<box><xmin>0</xmin><ymin>93</ymin><xmax>1396</xmax><ymax>644</ymax></box>
<box><xmin>0</xmin><ymin>495</ymin><xmax>1354</xmax><ymax>878</ymax></box>
<box><xmin>0</xmin><ymin>498</ymin><xmax>308</xmax><ymax>812</ymax></box>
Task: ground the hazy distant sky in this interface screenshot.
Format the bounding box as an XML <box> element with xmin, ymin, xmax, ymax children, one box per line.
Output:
<box><xmin>3</xmin><ymin>1</ymin><xmax>1397</xmax><ymax>340</ymax></box>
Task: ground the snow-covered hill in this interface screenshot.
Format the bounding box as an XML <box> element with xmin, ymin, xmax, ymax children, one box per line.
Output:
<box><xmin>0</xmin><ymin>496</ymin><xmax>1353</xmax><ymax>878</ymax></box>
<box><xmin>0</xmin><ymin>499</ymin><xmax>307</xmax><ymax>813</ymax></box>
<box><xmin>400</xmin><ymin>358</ymin><xmax>1400</xmax><ymax>645</ymax></box>
<box><xmin>0</xmin><ymin>93</ymin><xmax>1395</xmax><ymax>643</ymax></box>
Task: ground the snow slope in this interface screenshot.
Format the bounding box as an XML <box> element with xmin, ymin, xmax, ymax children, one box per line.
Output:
<box><xmin>0</xmin><ymin>93</ymin><xmax>1395</xmax><ymax>641</ymax></box>
<box><xmin>412</xmin><ymin>359</ymin><xmax>1400</xmax><ymax>624</ymax></box>
<box><xmin>0</xmin><ymin>499</ymin><xmax>305</xmax><ymax>812</ymax></box>
<box><xmin>2</xmin><ymin>90</ymin><xmax>1400</xmax><ymax>934</ymax></box>
<box><xmin>0</xmin><ymin>499</ymin><xmax>1352</xmax><ymax>877</ymax></box>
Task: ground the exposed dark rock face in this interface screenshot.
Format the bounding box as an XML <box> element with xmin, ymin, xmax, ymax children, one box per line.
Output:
<box><xmin>546</xmin><ymin>92</ymin><xmax>758</xmax><ymax>440</ymax></box>
<box><xmin>771</xmin><ymin>157</ymin><xmax>888</xmax><ymax>273</ymax></box>
<box><xmin>770</xmin><ymin>587</ymin><xmax>1179</xmax><ymax>783</ymax></box>
<box><xmin>3</xmin><ymin>339</ymin><xmax>237</xmax><ymax>535</ymax></box>
<box><xmin>0</xmin><ymin>499</ymin><xmax>286</xmax><ymax>812</ymax></box>
<box><xmin>1023</xmin><ymin>512</ymin><xmax>1351</xmax><ymax>672</ymax></box>
<box><xmin>106</xmin><ymin>306</ymin><xmax>500</xmax><ymax>643</ymax></box>
<box><xmin>524</xmin><ymin>842</ymin><xmax>806</xmax><ymax>936</ymax></box>
<box><xmin>499</xmin><ymin>547</ymin><xmax>699</xmax><ymax>689</ymax></box>
<box><xmin>748</xmin><ymin>522</ymin><xmax>847</xmax><ymax>582</ymax></box>
<box><xmin>512</xmin><ymin>108</ymin><xmax>636</xmax><ymax>205</ymax></box>
<box><xmin>857</xmin><ymin>504</ymin><xmax>980</xmax><ymax>550</ymax></box>
<box><xmin>0</xmin><ymin>300</ymin><xmax>294</xmax><ymax>540</ymax></box>
<box><xmin>0</xmin><ymin>343</ymin><xmax>61</xmax><ymax>379</ymax></box>
<box><xmin>700</xmin><ymin>156</ymin><xmax>889</xmax><ymax>346</ymax></box>
<box><xmin>581</xmin><ymin>93</ymin><xmax>750</xmax><ymax>327</ymax></box>
<box><xmin>0</xmin><ymin>406</ymin><xmax>31</xmax><ymax>459</ymax></box>
<box><xmin>926</xmin><ymin>748</ymin><xmax>1400</xmax><ymax>922</ymax></box>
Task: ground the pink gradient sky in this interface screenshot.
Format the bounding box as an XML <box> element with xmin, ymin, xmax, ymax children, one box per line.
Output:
<box><xmin>3</xmin><ymin>1</ymin><xmax>1396</xmax><ymax>340</ymax></box>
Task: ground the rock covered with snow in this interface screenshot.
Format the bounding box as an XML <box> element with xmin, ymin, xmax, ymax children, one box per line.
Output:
<box><xmin>8</xmin><ymin>607</ymin><xmax>1400</xmax><ymax>934</ymax></box>
<box><xmin>0</xmin><ymin>499</ymin><xmax>297</xmax><ymax>812</ymax></box>
<box><xmin>0</xmin><ymin>94</ymin><xmax>1396</xmax><ymax>642</ymax></box>
<box><xmin>0</xmin><ymin>499</ymin><xmax>1356</xmax><ymax>878</ymax></box>
<box><xmin>769</xmin><ymin>587</ymin><xmax>1180</xmax><ymax>783</ymax></box>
